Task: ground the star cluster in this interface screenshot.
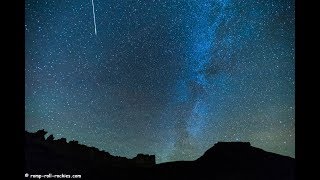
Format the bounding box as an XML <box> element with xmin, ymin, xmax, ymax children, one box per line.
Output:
<box><xmin>25</xmin><ymin>0</ymin><xmax>295</xmax><ymax>163</ymax></box>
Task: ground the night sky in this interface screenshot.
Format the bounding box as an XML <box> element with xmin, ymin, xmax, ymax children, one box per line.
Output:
<box><xmin>25</xmin><ymin>0</ymin><xmax>295</xmax><ymax>163</ymax></box>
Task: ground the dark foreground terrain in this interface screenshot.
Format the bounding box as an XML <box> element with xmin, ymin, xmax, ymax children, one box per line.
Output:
<box><xmin>25</xmin><ymin>130</ymin><xmax>295</xmax><ymax>180</ymax></box>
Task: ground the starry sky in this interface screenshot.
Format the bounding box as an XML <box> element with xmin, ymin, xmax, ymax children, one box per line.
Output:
<box><xmin>25</xmin><ymin>0</ymin><xmax>295</xmax><ymax>163</ymax></box>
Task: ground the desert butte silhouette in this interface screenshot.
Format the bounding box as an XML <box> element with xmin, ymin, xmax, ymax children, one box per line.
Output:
<box><xmin>25</xmin><ymin>130</ymin><xmax>295</xmax><ymax>180</ymax></box>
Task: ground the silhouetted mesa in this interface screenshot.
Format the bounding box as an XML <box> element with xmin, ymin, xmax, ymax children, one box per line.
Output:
<box><xmin>192</xmin><ymin>142</ymin><xmax>295</xmax><ymax>179</ymax></box>
<box><xmin>25</xmin><ymin>130</ymin><xmax>295</xmax><ymax>180</ymax></box>
<box><xmin>196</xmin><ymin>141</ymin><xmax>254</xmax><ymax>162</ymax></box>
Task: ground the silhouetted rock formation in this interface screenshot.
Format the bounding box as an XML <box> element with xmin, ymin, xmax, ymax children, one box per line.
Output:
<box><xmin>25</xmin><ymin>130</ymin><xmax>295</xmax><ymax>180</ymax></box>
<box><xmin>46</xmin><ymin>134</ymin><xmax>54</xmax><ymax>142</ymax></box>
<box><xmin>25</xmin><ymin>130</ymin><xmax>155</xmax><ymax>177</ymax></box>
<box><xmin>69</xmin><ymin>140</ymin><xmax>78</xmax><ymax>145</ymax></box>
<box><xmin>155</xmin><ymin>142</ymin><xmax>295</xmax><ymax>180</ymax></box>
<box><xmin>194</xmin><ymin>142</ymin><xmax>295</xmax><ymax>179</ymax></box>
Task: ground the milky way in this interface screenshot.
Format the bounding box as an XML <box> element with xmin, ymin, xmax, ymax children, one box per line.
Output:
<box><xmin>25</xmin><ymin>0</ymin><xmax>295</xmax><ymax>163</ymax></box>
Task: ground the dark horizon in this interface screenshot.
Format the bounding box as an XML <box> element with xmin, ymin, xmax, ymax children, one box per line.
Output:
<box><xmin>26</xmin><ymin>129</ymin><xmax>295</xmax><ymax>163</ymax></box>
<box><xmin>25</xmin><ymin>129</ymin><xmax>295</xmax><ymax>180</ymax></box>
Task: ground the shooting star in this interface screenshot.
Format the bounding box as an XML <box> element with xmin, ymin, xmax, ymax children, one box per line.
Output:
<box><xmin>91</xmin><ymin>0</ymin><xmax>97</xmax><ymax>35</ymax></box>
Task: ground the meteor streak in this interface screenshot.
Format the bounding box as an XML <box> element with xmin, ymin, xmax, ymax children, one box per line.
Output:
<box><xmin>91</xmin><ymin>0</ymin><xmax>97</xmax><ymax>35</ymax></box>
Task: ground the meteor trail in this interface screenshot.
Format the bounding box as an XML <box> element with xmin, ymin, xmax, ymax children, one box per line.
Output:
<box><xmin>91</xmin><ymin>0</ymin><xmax>97</xmax><ymax>35</ymax></box>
